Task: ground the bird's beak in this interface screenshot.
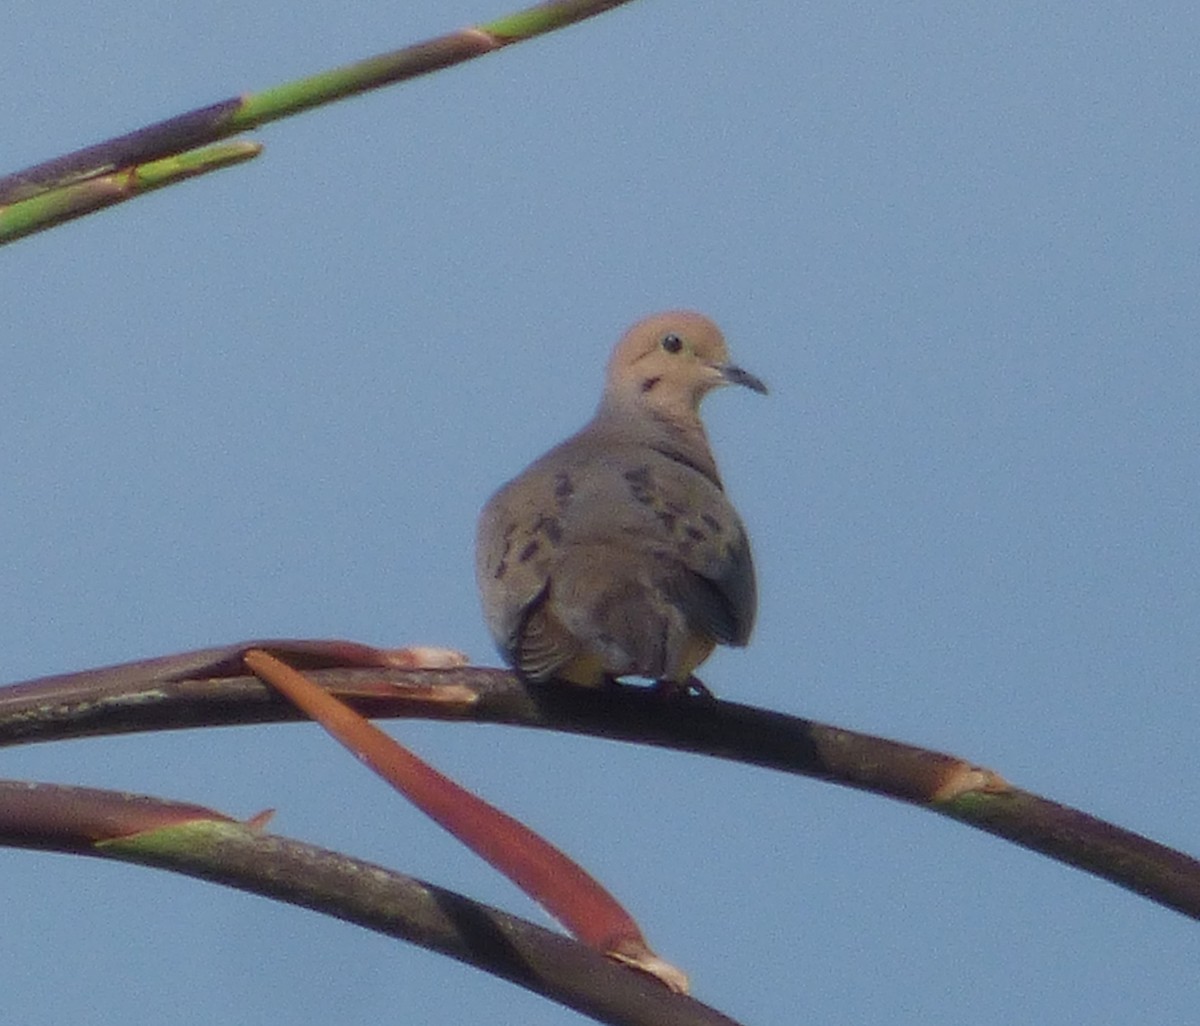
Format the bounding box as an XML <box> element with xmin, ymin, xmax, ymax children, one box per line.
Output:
<box><xmin>718</xmin><ymin>363</ymin><xmax>768</xmax><ymax>395</ymax></box>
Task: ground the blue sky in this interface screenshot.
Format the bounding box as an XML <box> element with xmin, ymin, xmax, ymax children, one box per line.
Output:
<box><xmin>2</xmin><ymin>2</ymin><xmax>1198</xmax><ymax>1023</ymax></box>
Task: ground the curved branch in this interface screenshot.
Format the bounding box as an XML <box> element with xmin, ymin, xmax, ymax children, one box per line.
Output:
<box><xmin>0</xmin><ymin>780</ymin><xmax>739</xmax><ymax>1026</ymax></box>
<box><xmin>1</xmin><ymin>655</ymin><xmax>1197</xmax><ymax>922</ymax></box>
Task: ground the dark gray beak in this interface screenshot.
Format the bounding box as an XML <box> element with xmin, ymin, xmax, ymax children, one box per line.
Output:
<box><xmin>720</xmin><ymin>363</ymin><xmax>768</xmax><ymax>395</ymax></box>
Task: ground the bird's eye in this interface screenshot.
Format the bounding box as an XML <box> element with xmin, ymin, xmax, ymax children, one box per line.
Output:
<box><xmin>661</xmin><ymin>334</ymin><xmax>683</xmax><ymax>354</ymax></box>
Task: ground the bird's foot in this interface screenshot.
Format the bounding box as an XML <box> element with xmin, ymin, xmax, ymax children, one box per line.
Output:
<box><xmin>651</xmin><ymin>675</ymin><xmax>716</xmax><ymax>701</ymax></box>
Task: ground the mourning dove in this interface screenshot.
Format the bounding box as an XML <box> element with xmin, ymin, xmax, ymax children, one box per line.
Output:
<box><xmin>476</xmin><ymin>311</ymin><xmax>765</xmax><ymax>689</ymax></box>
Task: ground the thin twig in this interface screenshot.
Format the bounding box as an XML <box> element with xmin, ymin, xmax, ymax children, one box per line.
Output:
<box><xmin>0</xmin><ymin>0</ymin><xmax>637</xmax><ymax>243</ymax></box>
<box><xmin>0</xmin><ymin>142</ymin><xmax>261</xmax><ymax>244</ymax></box>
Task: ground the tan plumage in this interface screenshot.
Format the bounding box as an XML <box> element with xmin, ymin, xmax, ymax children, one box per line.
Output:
<box><xmin>476</xmin><ymin>311</ymin><xmax>765</xmax><ymax>686</ymax></box>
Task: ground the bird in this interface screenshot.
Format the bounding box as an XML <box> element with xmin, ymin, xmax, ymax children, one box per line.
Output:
<box><xmin>475</xmin><ymin>311</ymin><xmax>766</xmax><ymax>691</ymax></box>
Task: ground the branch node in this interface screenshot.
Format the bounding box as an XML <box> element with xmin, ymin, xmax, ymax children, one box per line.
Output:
<box><xmin>608</xmin><ymin>942</ymin><xmax>691</xmax><ymax>995</ymax></box>
<box><xmin>932</xmin><ymin>762</ymin><xmax>1011</xmax><ymax>802</ymax></box>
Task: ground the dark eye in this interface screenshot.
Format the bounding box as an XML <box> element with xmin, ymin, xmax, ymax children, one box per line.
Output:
<box><xmin>661</xmin><ymin>334</ymin><xmax>683</xmax><ymax>354</ymax></box>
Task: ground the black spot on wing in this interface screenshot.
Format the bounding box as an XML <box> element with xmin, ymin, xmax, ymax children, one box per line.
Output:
<box><xmin>623</xmin><ymin>465</ymin><xmax>654</xmax><ymax>505</ymax></box>
<box><xmin>533</xmin><ymin>514</ymin><xmax>563</xmax><ymax>544</ymax></box>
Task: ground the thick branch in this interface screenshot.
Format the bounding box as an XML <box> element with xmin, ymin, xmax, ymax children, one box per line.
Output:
<box><xmin>2</xmin><ymin>655</ymin><xmax>1197</xmax><ymax>922</ymax></box>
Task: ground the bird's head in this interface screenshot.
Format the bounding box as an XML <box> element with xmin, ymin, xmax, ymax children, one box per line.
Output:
<box><xmin>604</xmin><ymin>311</ymin><xmax>767</xmax><ymax>418</ymax></box>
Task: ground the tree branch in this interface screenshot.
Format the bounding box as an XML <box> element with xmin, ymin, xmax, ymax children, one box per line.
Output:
<box><xmin>0</xmin><ymin>781</ymin><xmax>739</xmax><ymax>1026</ymax></box>
<box><xmin>2</xmin><ymin>649</ymin><xmax>1197</xmax><ymax>921</ymax></box>
<box><xmin>0</xmin><ymin>0</ymin><xmax>637</xmax><ymax>244</ymax></box>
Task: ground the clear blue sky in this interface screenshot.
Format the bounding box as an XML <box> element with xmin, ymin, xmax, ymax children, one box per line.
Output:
<box><xmin>2</xmin><ymin>2</ymin><xmax>1197</xmax><ymax>1023</ymax></box>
